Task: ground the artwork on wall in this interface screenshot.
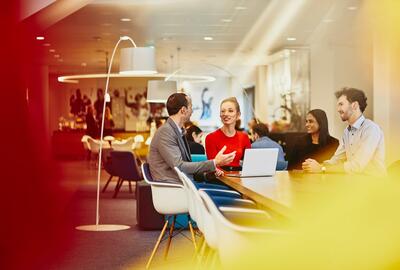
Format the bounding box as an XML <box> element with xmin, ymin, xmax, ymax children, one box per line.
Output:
<box><xmin>124</xmin><ymin>88</ymin><xmax>150</xmax><ymax>131</ymax></box>
<box><xmin>111</xmin><ymin>96</ymin><xmax>125</xmax><ymax>130</ymax></box>
<box><xmin>266</xmin><ymin>49</ymin><xmax>310</xmax><ymax>132</ymax></box>
<box><xmin>111</xmin><ymin>87</ymin><xmax>167</xmax><ymax>131</ymax></box>
<box><xmin>184</xmin><ymin>78</ymin><xmax>230</xmax><ymax>130</ymax></box>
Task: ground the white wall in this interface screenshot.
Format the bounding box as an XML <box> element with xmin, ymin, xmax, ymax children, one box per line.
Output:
<box><xmin>309</xmin><ymin>3</ymin><xmax>373</xmax><ymax>139</ymax></box>
<box><xmin>372</xmin><ymin>0</ymin><xmax>400</xmax><ymax>165</ymax></box>
<box><xmin>310</xmin><ymin>42</ymin><xmax>373</xmax><ymax>138</ymax></box>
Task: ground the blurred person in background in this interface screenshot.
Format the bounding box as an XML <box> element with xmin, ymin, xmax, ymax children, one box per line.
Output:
<box><xmin>85</xmin><ymin>105</ymin><xmax>98</xmax><ymax>138</ymax></box>
<box><xmin>185</xmin><ymin>125</ymin><xmax>205</xmax><ymax>154</ymax></box>
<box><xmin>251</xmin><ymin>123</ymin><xmax>285</xmax><ymax>162</ymax></box>
<box><xmin>101</xmin><ymin>106</ymin><xmax>114</xmax><ymax>137</ymax></box>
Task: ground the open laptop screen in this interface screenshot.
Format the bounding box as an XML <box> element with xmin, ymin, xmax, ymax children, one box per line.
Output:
<box><xmin>225</xmin><ymin>148</ymin><xmax>279</xmax><ymax>177</ymax></box>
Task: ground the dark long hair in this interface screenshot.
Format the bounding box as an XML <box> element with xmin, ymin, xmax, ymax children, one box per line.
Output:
<box><xmin>186</xmin><ymin>125</ymin><xmax>202</xmax><ymax>142</ymax></box>
<box><xmin>308</xmin><ymin>109</ymin><xmax>330</xmax><ymax>146</ymax></box>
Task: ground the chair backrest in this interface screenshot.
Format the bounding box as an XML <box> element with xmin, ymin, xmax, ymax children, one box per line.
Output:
<box><xmin>176</xmin><ymin>168</ymin><xmax>221</xmax><ymax>248</ymax></box>
<box><xmin>110</xmin><ymin>151</ymin><xmax>142</xmax><ymax>181</ymax></box>
<box><xmin>81</xmin><ymin>135</ymin><xmax>91</xmax><ymax>150</ymax></box>
<box><xmin>141</xmin><ymin>162</ymin><xmax>155</xmax><ymax>184</ymax></box>
<box><xmin>111</xmin><ymin>137</ymin><xmax>134</xmax><ymax>152</ymax></box>
<box><xmin>87</xmin><ymin>137</ymin><xmax>100</xmax><ymax>152</ymax></box>
<box><xmin>198</xmin><ymin>190</ymin><xmax>285</xmax><ymax>268</ymax></box>
<box><xmin>103</xmin><ymin>156</ymin><xmax>115</xmax><ymax>176</ymax></box>
<box><xmin>191</xmin><ymin>154</ymin><xmax>207</xmax><ymax>162</ymax></box>
<box><xmin>174</xmin><ymin>167</ymin><xmax>199</xmax><ymax>224</ymax></box>
<box><xmin>141</xmin><ymin>163</ymin><xmax>188</xmax><ymax>215</ymax></box>
<box><xmin>87</xmin><ymin>137</ymin><xmax>110</xmax><ymax>153</ymax></box>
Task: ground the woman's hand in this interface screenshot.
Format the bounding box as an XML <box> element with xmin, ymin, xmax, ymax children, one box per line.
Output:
<box><xmin>215</xmin><ymin>168</ymin><xmax>224</xmax><ymax>177</ymax></box>
<box><xmin>302</xmin><ymin>158</ymin><xmax>322</xmax><ymax>173</ymax></box>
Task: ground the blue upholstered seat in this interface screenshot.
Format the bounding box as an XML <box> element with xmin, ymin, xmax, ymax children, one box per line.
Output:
<box><xmin>191</xmin><ymin>154</ymin><xmax>207</xmax><ymax>162</ymax></box>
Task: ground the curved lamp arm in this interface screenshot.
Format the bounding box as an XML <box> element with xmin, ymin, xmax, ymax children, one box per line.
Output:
<box><xmin>95</xmin><ymin>36</ymin><xmax>137</xmax><ymax>226</ymax></box>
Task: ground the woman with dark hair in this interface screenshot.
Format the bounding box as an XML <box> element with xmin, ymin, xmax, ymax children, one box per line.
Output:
<box><xmin>288</xmin><ymin>109</ymin><xmax>339</xmax><ymax>170</ymax></box>
<box><xmin>185</xmin><ymin>125</ymin><xmax>205</xmax><ymax>154</ymax></box>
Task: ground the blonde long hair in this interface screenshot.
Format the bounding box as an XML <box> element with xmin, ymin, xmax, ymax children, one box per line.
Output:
<box><xmin>220</xmin><ymin>97</ymin><xmax>241</xmax><ymax>113</ymax></box>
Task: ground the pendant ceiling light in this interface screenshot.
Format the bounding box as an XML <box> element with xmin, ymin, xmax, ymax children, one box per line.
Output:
<box><xmin>147</xmin><ymin>80</ymin><xmax>177</xmax><ymax>103</ymax></box>
<box><xmin>119</xmin><ymin>46</ymin><xmax>156</xmax><ymax>75</ymax></box>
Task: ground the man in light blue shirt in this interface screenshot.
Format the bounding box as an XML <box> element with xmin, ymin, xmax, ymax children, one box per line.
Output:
<box><xmin>251</xmin><ymin>123</ymin><xmax>286</xmax><ymax>162</ymax></box>
<box><xmin>302</xmin><ymin>87</ymin><xmax>386</xmax><ymax>176</ymax></box>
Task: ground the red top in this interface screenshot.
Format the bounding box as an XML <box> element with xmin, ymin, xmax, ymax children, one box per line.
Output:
<box><xmin>205</xmin><ymin>129</ymin><xmax>251</xmax><ymax>167</ymax></box>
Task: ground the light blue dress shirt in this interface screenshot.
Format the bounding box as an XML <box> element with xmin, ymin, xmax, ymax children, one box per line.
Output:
<box><xmin>251</xmin><ymin>136</ymin><xmax>286</xmax><ymax>162</ymax></box>
<box><xmin>324</xmin><ymin>115</ymin><xmax>386</xmax><ymax>176</ymax></box>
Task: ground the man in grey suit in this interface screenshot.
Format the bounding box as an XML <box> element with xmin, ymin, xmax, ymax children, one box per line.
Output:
<box><xmin>148</xmin><ymin>93</ymin><xmax>236</xmax><ymax>183</ymax></box>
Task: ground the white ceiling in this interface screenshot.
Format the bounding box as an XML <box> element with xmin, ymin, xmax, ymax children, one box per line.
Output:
<box><xmin>32</xmin><ymin>0</ymin><xmax>365</xmax><ymax>78</ymax></box>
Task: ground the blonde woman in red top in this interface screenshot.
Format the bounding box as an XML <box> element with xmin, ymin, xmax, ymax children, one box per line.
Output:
<box><xmin>205</xmin><ymin>97</ymin><xmax>251</xmax><ymax>170</ymax></box>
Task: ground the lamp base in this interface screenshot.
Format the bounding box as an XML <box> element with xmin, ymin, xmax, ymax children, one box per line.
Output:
<box><xmin>75</xmin><ymin>224</ymin><xmax>131</xmax><ymax>231</ymax></box>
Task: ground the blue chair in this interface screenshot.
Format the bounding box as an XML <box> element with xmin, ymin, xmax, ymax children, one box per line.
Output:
<box><xmin>191</xmin><ymin>154</ymin><xmax>207</xmax><ymax>162</ymax></box>
<box><xmin>102</xmin><ymin>157</ymin><xmax>117</xmax><ymax>192</ymax></box>
<box><xmin>110</xmin><ymin>151</ymin><xmax>142</xmax><ymax>198</ymax></box>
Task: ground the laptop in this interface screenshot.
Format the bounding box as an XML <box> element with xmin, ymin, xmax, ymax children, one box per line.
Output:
<box><xmin>224</xmin><ymin>148</ymin><xmax>279</xmax><ymax>177</ymax></box>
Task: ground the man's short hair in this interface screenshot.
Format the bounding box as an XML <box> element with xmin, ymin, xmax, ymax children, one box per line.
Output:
<box><xmin>335</xmin><ymin>87</ymin><xmax>368</xmax><ymax>113</ymax></box>
<box><xmin>252</xmin><ymin>123</ymin><xmax>269</xmax><ymax>138</ymax></box>
<box><xmin>166</xmin><ymin>93</ymin><xmax>188</xmax><ymax>116</ymax></box>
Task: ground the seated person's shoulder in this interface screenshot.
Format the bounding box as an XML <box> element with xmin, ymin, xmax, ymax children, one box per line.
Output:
<box><xmin>327</xmin><ymin>135</ymin><xmax>339</xmax><ymax>145</ymax></box>
<box><xmin>364</xmin><ymin>119</ymin><xmax>383</xmax><ymax>133</ymax></box>
<box><xmin>293</xmin><ymin>134</ymin><xmax>309</xmax><ymax>146</ymax></box>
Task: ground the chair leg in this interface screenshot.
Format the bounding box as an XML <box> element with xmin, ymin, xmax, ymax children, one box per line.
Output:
<box><xmin>193</xmin><ymin>235</ymin><xmax>204</xmax><ymax>262</ymax></box>
<box><xmin>188</xmin><ymin>219</ymin><xmax>197</xmax><ymax>251</ymax></box>
<box><xmin>164</xmin><ymin>215</ymin><xmax>176</xmax><ymax>260</ymax></box>
<box><xmin>113</xmin><ymin>178</ymin><xmax>123</xmax><ymax>198</ymax></box>
<box><xmin>146</xmin><ymin>219</ymin><xmax>169</xmax><ymax>269</ymax></box>
<box><xmin>196</xmin><ymin>239</ymin><xmax>208</xmax><ymax>269</ymax></box>
<box><xmin>128</xmin><ymin>180</ymin><xmax>132</xmax><ymax>193</ymax></box>
<box><xmin>102</xmin><ymin>175</ymin><xmax>113</xmax><ymax>193</ymax></box>
<box><xmin>204</xmin><ymin>246</ymin><xmax>214</xmax><ymax>268</ymax></box>
<box><xmin>210</xmin><ymin>250</ymin><xmax>219</xmax><ymax>269</ymax></box>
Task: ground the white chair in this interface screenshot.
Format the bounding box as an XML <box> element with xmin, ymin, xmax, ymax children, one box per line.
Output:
<box><xmin>174</xmin><ymin>167</ymin><xmax>248</xmax><ymax>233</ymax></box>
<box><xmin>103</xmin><ymin>135</ymin><xmax>115</xmax><ymax>142</ymax></box>
<box><xmin>111</xmin><ymin>137</ymin><xmax>134</xmax><ymax>152</ymax></box>
<box><xmin>134</xmin><ymin>134</ymin><xmax>145</xmax><ymax>149</ymax></box>
<box><xmin>81</xmin><ymin>135</ymin><xmax>91</xmax><ymax>160</ymax></box>
<box><xmin>198</xmin><ymin>190</ymin><xmax>287</xmax><ymax>269</ymax></box>
<box><xmin>87</xmin><ymin>137</ymin><xmax>111</xmax><ymax>167</ymax></box>
<box><xmin>141</xmin><ymin>163</ymin><xmax>196</xmax><ymax>269</ymax></box>
<box><xmin>174</xmin><ymin>167</ymin><xmax>263</xmax><ymax>267</ymax></box>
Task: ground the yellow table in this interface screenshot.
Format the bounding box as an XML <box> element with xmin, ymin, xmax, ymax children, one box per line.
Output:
<box><xmin>219</xmin><ymin>171</ymin><xmax>349</xmax><ymax>218</ymax></box>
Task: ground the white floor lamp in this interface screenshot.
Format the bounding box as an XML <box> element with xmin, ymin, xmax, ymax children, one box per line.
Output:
<box><xmin>76</xmin><ymin>36</ymin><xmax>157</xmax><ymax>231</ymax></box>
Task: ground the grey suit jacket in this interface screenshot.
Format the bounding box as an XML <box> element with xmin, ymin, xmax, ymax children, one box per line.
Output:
<box><xmin>148</xmin><ymin>118</ymin><xmax>215</xmax><ymax>183</ymax></box>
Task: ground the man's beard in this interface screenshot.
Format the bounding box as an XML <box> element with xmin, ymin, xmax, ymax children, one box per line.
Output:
<box><xmin>339</xmin><ymin>110</ymin><xmax>352</xmax><ymax>121</ymax></box>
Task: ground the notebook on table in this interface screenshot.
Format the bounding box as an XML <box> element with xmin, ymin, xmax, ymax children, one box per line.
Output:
<box><xmin>224</xmin><ymin>148</ymin><xmax>279</xmax><ymax>178</ymax></box>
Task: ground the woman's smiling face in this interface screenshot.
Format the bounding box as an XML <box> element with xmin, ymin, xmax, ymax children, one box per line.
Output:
<box><xmin>220</xmin><ymin>101</ymin><xmax>240</xmax><ymax>126</ymax></box>
<box><xmin>305</xmin><ymin>113</ymin><xmax>320</xmax><ymax>135</ymax></box>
